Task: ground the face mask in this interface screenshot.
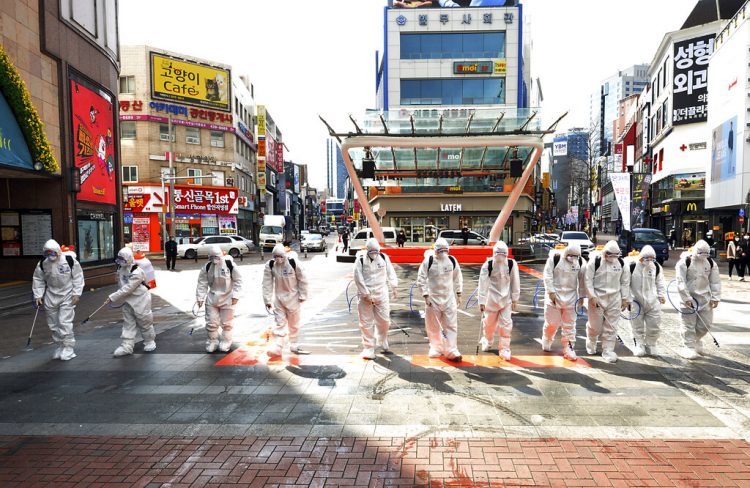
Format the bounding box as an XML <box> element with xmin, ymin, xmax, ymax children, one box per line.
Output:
<box><xmin>210</xmin><ymin>256</ymin><xmax>222</xmax><ymax>264</ymax></box>
<box><xmin>494</xmin><ymin>252</ymin><xmax>508</xmax><ymax>259</ymax></box>
<box><xmin>605</xmin><ymin>251</ymin><xmax>619</xmax><ymax>261</ymax></box>
<box><xmin>566</xmin><ymin>255</ymin><xmax>579</xmax><ymax>263</ymax></box>
<box><xmin>274</xmin><ymin>256</ymin><xmax>285</xmax><ymax>264</ymax></box>
<box><xmin>367</xmin><ymin>250</ymin><xmax>379</xmax><ymax>258</ymax></box>
<box><xmin>115</xmin><ymin>257</ymin><xmax>127</xmax><ymax>266</ymax></box>
<box><xmin>436</xmin><ymin>248</ymin><xmax>449</xmax><ymax>255</ymax></box>
<box><xmin>642</xmin><ymin>257</ymin><xmax>655</xmax><ymax>264</ymax></box>
<box><xmin>696</xmin><ymin>251</ymin><xmax>709</xmax><ymax>259</ymax></box>
<box><xmin>43</xmin><ymin>250</ymin><xmax>57</xmax><ymax>260</ymax></box>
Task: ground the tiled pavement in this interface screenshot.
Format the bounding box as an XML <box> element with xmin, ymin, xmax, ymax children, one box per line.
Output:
<box><xmin>2</xmin><ymin>253</ymin><xmax>750</xmax><ymax>487</ymax></box>
<box><xmin>1</xmin><ymin>435</ymin><xmax>750</xmax><ymax>487</ymax></box>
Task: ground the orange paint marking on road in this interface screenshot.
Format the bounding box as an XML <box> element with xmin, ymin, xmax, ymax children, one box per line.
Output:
<box><xmin>517</xmin><ymin>263</ymin><xmax>544</xmax><ymax>279</ymax></box>
<box><xmin>215</xmin><ymin>341</ymin><xmax>361</xmax><ymax>367</ymax></box>
<box><xmin>411</xmin><ymin>354</ymin><xmax>591</xmax><ymax>368</ymax></box>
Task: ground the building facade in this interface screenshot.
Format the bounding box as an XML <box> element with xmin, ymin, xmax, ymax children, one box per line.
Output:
<box><xmin>0</xmin><ymin>0</ymin><xmax>121</xmax><ymax>283</ymax></box>
<box><xmin>369</xmin><ymin>1</ymin><xmax>534</xmax><ymax>243</ymax></box>
<box><xmin>118</xmin><ymin>45</ymin><xmax>255</xmax><ymax>250</ymax></box>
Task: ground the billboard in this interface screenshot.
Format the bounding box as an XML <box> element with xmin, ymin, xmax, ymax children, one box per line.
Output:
<box><xmin>672</xmin><ymin>35</ymin><xmax>714</xmax><ymax>126</ymax></box>
<box><xmin>70</xmin><ymin>78</ymin><xmax>117</xmax><ymax>205</ymax></box>
<box><xmin>552</xmin><ymin>136</ymin><xmax>567</xmax><ymax>157</ymax></box>
<box><xmin>609</xmin><ymin>173</ymin><xmax>631</xmax><ymax>231</ymax></box>
<box><xmin>711</xmin><ymin>116</ymin><xmax>737</xmax><ymax>183</ymax></box>
<box><xmin>391</xmin><ymin>0</ymin><xmax>516</xmax><ymax>7</ymax></box>
<box><xmin>150</xmin><ymin>52</ymin><xmax>231</xmax><ymax>112</ymax></box>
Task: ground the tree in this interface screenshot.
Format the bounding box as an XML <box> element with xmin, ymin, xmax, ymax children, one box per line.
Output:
<box><xmin>567</xmin><ymin>120</ymin><xmax>600</xmax><ymax>233</ymax></box>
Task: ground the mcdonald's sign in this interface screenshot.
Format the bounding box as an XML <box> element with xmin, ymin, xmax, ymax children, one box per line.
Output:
<box><xmin>686</xmin><ymin>202</ymin><xmax>697</xmax><ymax>212</ymax></box>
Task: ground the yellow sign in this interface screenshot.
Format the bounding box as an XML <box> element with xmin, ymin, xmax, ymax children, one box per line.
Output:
<box><xmin>257</xmin><ymin>172</ymin><xmax>266</xmax><ymax>187</ymax></box>
<box><xmin>494</xmin><ymin>60</ymin><xmax>507</xmax><ymax>75</ymax></box>
<box><xmin>686</xmin><ymin>202</ymin><xmax>698</xmax><ymax>212</ymax></box>
<box><xmin>151</xmin><ymin>53</ymin><xmax>231</xmax><ymax>112</ymax></box>
<box><xmin>542</xmin><ymin>172</ymin><xmax>550</xmax><ymax>189</ymax></box>
<box><xmin>257</xmin><ymin>105</ymin><xmax>266</xmax><ymax>134</ymax></box>
<box><xmin>331</xmin><ymin>215</ymin><xmax>336</xmax><ymax>222</ymax></box>
<box><xmin>257</xmin><ymin>159</ymin><xmax>266</xmax><ymax>173</ymax></box>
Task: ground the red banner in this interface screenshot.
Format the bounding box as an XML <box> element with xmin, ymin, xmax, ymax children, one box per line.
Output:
<box><xmin>173</xmin><ymin>186</ymin><xmax>239</xmax><ymax>214</ymax></box>
<box><xmin>70</xmin><ymin>79</ymin><xmax>117</xmax><ymax>205</ymax></box>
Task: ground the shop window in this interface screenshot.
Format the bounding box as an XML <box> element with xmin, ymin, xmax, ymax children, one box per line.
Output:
<box><xmin>211</xmin><ymin>131</ymin><xmax>224</xmax><ymax>148</ymax></box>
<box><xmin>119</xmin><ymin>76</ymin><xmax>135</xmax><ymax>94</ymax></box>
<box><xmin>120</xmin><ymin>121</ymin><xmax>136</xmax><ymax>139</ymax></box>
<box><xmin>187</xmin><ymin>169</ymin><xmax>201</xmax><ymax>185</ymax></box>
<box><xmin>122</xmin><ymin>166</ymin><xmax>138</xmax><ymax>183</ymax></box>
<box><xmin>1</xmin><ymin>210</ymin><xmax>53</xmax><ymax>257</ymax></box>
<box><xmin>77</xmin><ymin>210</ymin><xmax>115</xmax><ymax>264</ymax></box>
<box><xmin>185</xmin><ymin>127</ymin><xmax>201</xmax><ymax>145</ymax></box>
<box><xmin>159</xmin><ymin>123</ymin><xmax>175</xmax><ymax>142</ymax></box>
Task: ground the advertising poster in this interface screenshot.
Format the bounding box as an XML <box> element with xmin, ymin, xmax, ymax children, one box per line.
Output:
<box><xmin>132</xmin><ymin>217</ymin><xmax>151</xmax><ymax>252</ymax></box>
<box><xmin>711</xmin><ymin>116</ymin><xmax>737</xmax><ymax>183</ymax></box>
<box><xmin>70</xmin><ymin>79</ymin><xmax>117</xmax><ymax>205</ymax></box>
<box><xmin>673</xmin><ymin>34</ymin><xmax>714</xmax><ymax>125</ymax></box>
<box><xmin>78</xmin><ymin>220</ymin><xmax>100</xmax><ymax>263</ymax></box>
<box><xmin>609</xmin><ymin>173</ymin><xmax>631</xmax><ymax>231</ymax></box>
<box><xmin>673</xmin><ymin>173</ymin><xmax>705</xmax><ymax>191</ymax></box>
<box><xmin>151</xmin><ymin>52</ymin><xmax>231</xmax><ymax>112</ymax></box>
<box><xmin>552</xmin><ymin>136</ymin><xmax>567</xmax><ymax>157</ymax></box>
<box><xmin>219</xmin><ymin>215</ymin><xmax>237</xmax><ymax>235</ymax></box>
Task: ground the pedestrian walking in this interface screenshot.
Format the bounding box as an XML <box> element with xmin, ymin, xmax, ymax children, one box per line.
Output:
<box><xmin>727</xmin><ymin>236</ymin><xmax>739</xmax><ymax>280</ymax></box>
<box><xmin>669</xmin><ymin>228</ymin><xmax>677</xmax><ymax>250</ymax></box>
<box><xmin>416</xmin><ymin>238</ymin><xmax>463</xmax><ymax>361</ymax></box>
<box><xmin>627</xmin><ymin>245</ymin><xmax>665</xmax><ymax>357</ymax></box>
<box><xmin>397</xmin><ymin>230</ymin><xmax>406</xmax><ymax>248</ymax></box>
<box><xmin>196</xmin><ymin>245</ymin><xmax>243</xmax><ymax>353</ymax></box>
<box><xmin>675</xmin><ymin>240</ymin><xmax>721</xmax><ymax>359</ymax></box>
<box><xmin>263</xmin><ymin>244</ymin><xmax>309</xmax><ymax>357</ymax></box>
<box><xmin>541</xmin><ymin>243</ymin><xmax>585</xmax><ymax>361</ymax></box>
<box><xmin>165</xmin><ymin>236</ymin><xmax>178</xmax><ymax>271</ymax></box>
<box><xmin>740</xmin><ymin>233</ymin><xmax>750</xmax><ymax>281</ymax></box>
<box><xmin>584</xmin><ymin>240</ymin><xmax>630</xmax><ymax>363</ymax></box>
<box><xmin>32</xmin><ymin>239</ymin><xmax>84</xmax><ymax>361</ymax></box>
<box><xmin>107</xmin><ymin>247</ymin><xmax>156</xmax><ymax>357</ymax></box>
<box><xmin>353</xmin><ymin>238</ymin><xmax>398</xmax><ymax>359</ymax></box>
<box><xmin>461</xmin><ymin>226</ymin><xmax>470</xmax><ymax>245</ymax></box>
<box><xmin>477</xmin><ymin>241</ymin><xmax>519</xmax><ymax>361</ymax></box>
<box><xmin>342</xmin><ymin>230</ymin><xmax>349</xmax><ymax>253</ymax></box>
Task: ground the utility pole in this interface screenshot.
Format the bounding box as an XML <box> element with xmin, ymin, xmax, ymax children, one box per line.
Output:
<box><xmin>168</xmin><ymin>116</ymin><xmax>175</xmax><ymax>248</ymax></box>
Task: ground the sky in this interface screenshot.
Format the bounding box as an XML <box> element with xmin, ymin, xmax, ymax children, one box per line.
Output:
<box><xmin>119</xmin><ymin>0</ymin><xmax>697</xmax><ymax>189</ymax></box>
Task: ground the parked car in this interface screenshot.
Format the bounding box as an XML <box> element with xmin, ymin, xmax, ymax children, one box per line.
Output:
<box><xmin>348</xmin><ymin>227</ymin><xmax>398</xmax><ymax>255</ymax></box>
<box><xmin>530</xmin><ymin>233</ymin><xmax>562</xmax><ymax>247</ymax></box>
<box><xmin>618</xmin><ymin>228</ymin><xmax>670</xmax><ymax>264</ymax></box>
<box><xmin>559</xmin><ymin>231</ymin><xmax>595</xmax><ymax>258</ymax></box>
<box><xmin>229</xmin><ymin>235</ymin><xmax>255</xmax><ymax>250</ymax></box>
<box><xmin>177</xmin><ymin>236</ymin><xmax>249</xmax><ymax>259</ymax></box>
<box><xmin>301</xmin><ymin>233</ymin><xmax>326</xmax><ymax>252</ymax></box>
<box><xmin>437</xmin><ymin>229</ymin><xmax>489</xmax><ymax>246</ymax></box>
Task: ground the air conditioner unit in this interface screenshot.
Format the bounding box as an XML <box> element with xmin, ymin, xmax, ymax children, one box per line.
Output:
<box><xmin>210</xmin><ymin>140</ymin><xmax>222</xmax><ymax>147</ymax></box>
<box><xmin>186</xmin><ymin>137</ymin><xmax>200</xmax><ymax>144</ymax></box>
<box><xmin>159</xmin><ymin>134</ymin><xmax>173</xmax><ymax>141</ymax></box>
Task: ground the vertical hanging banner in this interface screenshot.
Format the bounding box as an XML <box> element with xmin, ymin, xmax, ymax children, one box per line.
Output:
<box><xmin>610</xmin><ymin>173</ymin><xmax>631</xmax><ymax>231</ymax></box>
<box><xmin>672</xmin><ymin>34</ymin><xmax>714</xmax><ymax>125</ymax></box>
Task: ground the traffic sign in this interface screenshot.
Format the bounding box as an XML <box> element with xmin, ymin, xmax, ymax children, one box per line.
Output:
<box><xmin>740</xmin><ymin>209</ymin><xmax>745</xmax><ymax>217</ymax></box>
<box><xmin>741</xmin><ymin>216</ymin><xmax>745</xmax><ymax>225</ymax></box>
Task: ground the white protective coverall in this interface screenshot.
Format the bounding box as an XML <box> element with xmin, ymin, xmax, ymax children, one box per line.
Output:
<box><xmin>353</xmin><ymin>238</ymin><xmax>398</xmax><ymax>358</ymax></box>
<box><xmin>109</xmin><ymin>247</ymin><xmax>156</xmax><ymax>356</ymax></box>
<box><xmin>263</xmin><ymin>244</ymin><xmax>309</xmax><ymax>356</ymax></box>
<box><xmin>32</xmin><ymin>239</ymin><xmax>84</xmax><ymax>360</ymax></box>
<box><xmin>416</xmin><ymin>238</ymin><xmax>463</xmax><ymax>360</ymax></box>
<box><xmin>584</xmin><ymin>240</ymin><xmax>630</xmax><ymax>363</ymax></box>
<box><xmin>542</xmin><ymin>243</ymin><xmax>586</xmax><ymax>360</ymax></box>
<box><xmin>676</xmin><ymin>239</ymin><xmax>721</xmax><ymax>359</ymax></box>
<box><xmin>478</xmin><ymin>241</ymin><xmax>520</xmax><ymax>360</ymax></box>
<box><xmin>196</xmin><ymin>245</ymin><xmax>243</xmax><ymax>353</ymax></box>
<box><xmin>628</xmin><ymin>245</ymin><xmax>666</xmax><ymax>356</ymax></box>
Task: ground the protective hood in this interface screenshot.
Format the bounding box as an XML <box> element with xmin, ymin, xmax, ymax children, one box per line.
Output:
<box><xmin>366</xmin><ymin>238</ymin><xmax>381</xmax><ymax>253</ymax></box>
<box><xmin>117</xmin><ymin>247</ymin><xmax>135</xmax><ymax>266</ymax></box>
<box><xmin>493</xmin><ymin>241</ymin><xmax>508</xmax><ymax>260</ymax></box>
<box><xmin>603</xmin><ymin>240</ymin><xmax>621</xmax><ymax>260</ymax></box>
<box><xmin>693</xmin><ymin>240</ymin><xmax>710</xmax><ymax>258</ymax></box>
<box><xmin>272</xmin><ymin>244</ymin><xmax>287</xmax><ymax>258</ymax></box>
<box><xmin>208</xmin><ymin>245</ymin><xmax>223</xmax><ymax>259</ymax></box>
<box><xmin>640</xmin><ymin>245</ymin><xmax>656</xmax><ymax>260</ymax></box>
<box><xmin>563</xmin><ymin>242</ymin><xmax>581</xmax><ymax>258</ymax></box>
<box><xmin>43</xmin><ymin>239</ymin><xmax>62</xmax><ymax>261</ymax></box>
<box><xmin>434</xmin><ymin>238</ymin><xmax>450</xmax><ymax>253</ymax></box>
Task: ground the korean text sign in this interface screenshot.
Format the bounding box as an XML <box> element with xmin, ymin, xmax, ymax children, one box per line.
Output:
<box><xmin>173</xmin><ymin>187</ymin><xmax>239</xmax><ymax>214</ymax></box>
<box><xmin>70</xmin><ymin>79</ymin><xmax>117</xmax><ymax>205</ymax></box>
<box><xmin>151</xmin><ymin>52</ymin><xmax>231</xmax><ymax>112</ymax></box>
<box><xmin>672</xmin><ymin>34</ymin><xmax>714</xmax><ymax>126</ymax></box>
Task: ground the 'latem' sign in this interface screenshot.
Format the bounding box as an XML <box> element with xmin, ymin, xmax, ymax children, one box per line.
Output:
<box><xmin>440</xmin><ymin>203</ymin><xmax>462</xmax><ymax>212</ymax></box>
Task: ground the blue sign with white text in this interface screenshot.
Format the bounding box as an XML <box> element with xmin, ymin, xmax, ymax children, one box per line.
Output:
<box><xmin>0</xmin><ymin>91</ymin><xmax>34</xmax><ymax>171</ymax></box>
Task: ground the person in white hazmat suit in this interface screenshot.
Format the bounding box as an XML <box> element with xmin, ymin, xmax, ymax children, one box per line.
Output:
<box><xmin>584</xmin><ymin>240</ymin><xmax>630</xmax><ymax>363</ymax></box>
<box><xmin>477</xmin><ymin>241</ymin><xmax>520</xmax><ymax>361</ymax></box>
<box><xmin>32</xmin><ymin>239</ymin><xmax>85</xmax><ymax>361</ymax></box>
<box><xmin>263</xmin><ymin>244</ymin><xmax>309</xmax><ymax>357</ymax></box>
<box><xmin>627</xmin><ymin>245</ymin><xmax>666</xmax><ymax>357</ymax></box>
<box><xmin>196</xmin><ymin>245</ymin><xmax>243</xmax><ymax>353</ymax></box>
<box><xmin>416</xmin><ymin>238</ymin><xmax>463</xmax><ymax>361</ymax></box>
<box><xmin>675</xmin><ymin>239</ymin><xmax>721</xmax><ymax>359</ymax></box>
<box><xmin>542</xmin><ymin>243</ymin><xmax>586</xmax><ymax>361</ymax></box>
<box><xmin>107</xmin><ymin>247</ymin><xmax>156</xmax><ymax>357</ymax></box>
<box><xmin>353</xmin><ymin>238</ymin><xmax>398</xmax><ymax>359</ymax></box>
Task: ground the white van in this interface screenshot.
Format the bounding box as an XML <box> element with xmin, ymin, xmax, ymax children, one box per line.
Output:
<box><xmin>348</xmin><ymin>227</ymin><xmax>397</xmax><ymax>255</ymax></box>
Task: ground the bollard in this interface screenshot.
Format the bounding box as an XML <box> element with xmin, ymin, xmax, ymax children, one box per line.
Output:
<box><xmin>304</xmin><ymin>247</ymin><xmax>308</xmax><ymax>259</ymax></box>
<box><xmin>260</xmin><ymin>247</ymin><xmax>265</xmax><ymax>261</ymax></box>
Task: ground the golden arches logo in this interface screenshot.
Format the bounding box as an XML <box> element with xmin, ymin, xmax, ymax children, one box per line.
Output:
<box><xmin>686</xmin><ymin>202</ymin><xmax>698</xmax><ymax>212</ymax></box>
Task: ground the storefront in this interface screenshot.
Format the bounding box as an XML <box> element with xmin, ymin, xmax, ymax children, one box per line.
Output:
<box><xmin>123</xmin><ymin>183</ymin><xmax>240</xmax><ymax>252</ymax></box>
<box><xmin>372</xmin><ymin>193</ymin><xmax>530</xmax><ymax>244</ymax></box>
